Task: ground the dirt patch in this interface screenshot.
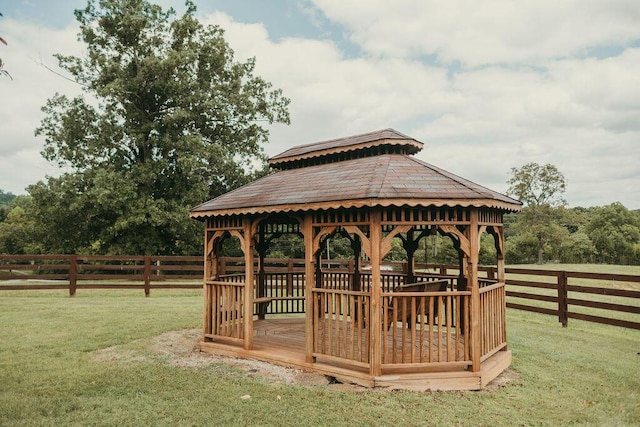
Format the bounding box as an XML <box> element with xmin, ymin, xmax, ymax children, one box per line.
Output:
<box><xmin>92</xmin><ymin>329</ymin><xmax>329</xmax><ymax>387</ymax></box>
<box><xmin>482</xmin><ymin>368</ymin><xmax>520</xmax><ymax>392</ymax></box>
<box><xmin>92</xmin><ymin>329</ymin><xmax>516</xmax><ymax>392</ymax></box>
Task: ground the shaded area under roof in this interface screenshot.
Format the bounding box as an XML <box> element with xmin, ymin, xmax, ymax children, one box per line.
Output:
<box><xmin>191</xmin><ymin>154</ymin><xmax>522</xmax><ymax>217</ymax></box>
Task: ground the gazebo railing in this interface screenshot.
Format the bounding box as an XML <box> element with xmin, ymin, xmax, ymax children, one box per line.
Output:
<box><xmin>381</xmin><ymin>290</ymin><xmax>472</xmax><ymax>367</ymax></box>
<box><xmin>204</xmin><ymin>277</ymin><xmax>245</xmax><ymax>342</ymax></box>
<box><xmin>312</xmin><ymin>288</ymin><xmax>371</xmax><ymax>367</ymax></box>
<box><xmin>479</xmin><ymin>281</ymin><xmax>507</xmax><ymax>360</ymax></box>
<box><xmin>251</xmin><ymin>270</ymin><xmax>461</xmax><ymax>316</ymax></box>
<box><xmin>206</xmin><ymin>270</ymin><xmax>505</xmax><ymax>369</ymax></box>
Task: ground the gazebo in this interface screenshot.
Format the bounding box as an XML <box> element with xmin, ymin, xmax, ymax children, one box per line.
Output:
<box><xmin>190</xmin><ymin>129</ymin><xmax>522</xmax><ymax>390</ymax></box>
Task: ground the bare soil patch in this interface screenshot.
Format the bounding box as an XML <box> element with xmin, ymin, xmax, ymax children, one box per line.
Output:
<box><xmin>92</xmin><ymin>328</ymin><xmax>516</xmax><ymax>392</ymax></box>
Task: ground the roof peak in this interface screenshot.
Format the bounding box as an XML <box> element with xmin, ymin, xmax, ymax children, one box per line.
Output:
<box><xmin>268</xmin><ymin>128</ymin><xmax>423</xmax><ymax>169</ymax></box>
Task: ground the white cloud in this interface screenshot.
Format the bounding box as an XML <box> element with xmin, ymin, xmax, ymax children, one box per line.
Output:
<box><xmin>311</xmin><ymin>0</ymin><xmax>640</xmax><ymax>66</ymax></box>
<box><xmin>0</xmin><ymin>18</ymin><xmax>83</xmax><ymax>193</ymax></box>
<box><xmin>0</xmin><ymin>4</ymin><xmax>638</xmax><ymax>210</ymax></box>
<box><xmin>200</xmin><ymin>8</ymin><xmax>640</xmax><ymax>208</ymax></box>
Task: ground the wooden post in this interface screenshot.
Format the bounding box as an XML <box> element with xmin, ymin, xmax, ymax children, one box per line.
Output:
<box><xmin>369</xmin><ymin>209</ymin><xmax>382</xmax><ymax>377</ymax></box>
<box><xmin>351</xmin><ymin>235</ymin><xmax>361</xmax><ymax>291</ymax></box>
<box><xmin>69</xmin><ymin>255</ymin><xmax>77</xmax><ymax>297</ymax></box>
<box><xmin>402</xmin><ymin>229</ymin><xmax>416</xmax><ymax>285</ymax></box>
<box><xmin>243</xmin><ymin>218</ymin><xmax>254</xmax><ymax>350</ymax></box>
<box><xmin>468</xmin><ymin>209</ymin><xmax>481</xmax><ymax>372</ymax></box>
<box><xmin>257</xmin><ymin>223</ymin><xmax>267</xmax><ymax>319</ymax></box>
<box><xmin>203</xmin><ymin>230</ymin><xmax>213</xmax><ymax>339</ymax></box>
<box><xmin>286</xmin><ymin>258</ymin><xmax>294</xmax><ymax>296</ymax></box>
<box><xmin>303</xmin><ymin>214</ymin><xmax>315</xmax><ymax>363</ymax></box>
<box><xmin>220</xmin><ymin>256</ymin><xmax>226</xmax><ymax>275</ymax></box>
<box><xmin>144</xmin><ymin>256</ymin><xmax>151</xmax><ymax>297</ymax></box>
<box><xmin>558</xmin><ymin>270</ymin><xmax>568</xmax><ymax>327</ymax></box>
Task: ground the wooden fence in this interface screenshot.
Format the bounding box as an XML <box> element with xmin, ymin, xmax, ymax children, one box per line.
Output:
<box><xmin>1</xmin><ymin>254</ymin><xmax>639</xmax><ymax>330</ymax></box>
<box><xmin>0</xmin><ymin>254</ymin><xmax>202</xmax><ymax>296</ymax></box>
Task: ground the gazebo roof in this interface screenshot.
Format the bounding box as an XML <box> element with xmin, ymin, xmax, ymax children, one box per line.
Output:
<box><xmin>268</xmin><ymin>128</ymin><xmax>423</xmax><ymax>169</ymax></box>
<box><xmin>191</xmin><ymin>129</ymin><xmax>521</xmax><ymax>218</ymax></box>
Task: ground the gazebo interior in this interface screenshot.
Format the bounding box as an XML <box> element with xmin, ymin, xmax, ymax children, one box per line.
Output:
<box><xmin>190</xmin><ymin>129</ymin><xmax>522</xmax><ymax>391</ymax></box>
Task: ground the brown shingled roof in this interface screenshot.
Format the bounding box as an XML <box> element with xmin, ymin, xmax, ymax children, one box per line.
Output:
<box><xmin>191</xmin><ymin>154</ymin><xmax>522</xmax><ymax>217</ymax></box>
<box><xmin>268</xmin><ymin>128</ymin><xmax>423</xmax><ymax>168</ymax></box>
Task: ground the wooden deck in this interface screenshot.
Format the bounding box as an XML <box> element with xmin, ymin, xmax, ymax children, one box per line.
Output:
<box><xmin>198</xmin><ymin>317</ymin><xmax>511</xmax><ymax>391</ymax></box>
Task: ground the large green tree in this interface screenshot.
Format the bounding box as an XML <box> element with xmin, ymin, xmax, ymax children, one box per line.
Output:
<box><xmin>31</xmin><ymin>0</ymin><xmax>289</xmax><ymax>255</ymax></box>
<box><xmin>506</xmin><ymin>163</ymin><xmax>567</xmax><ymax>264</ymax></box>
<box><xmin>585</xmin><ymin>202</ymin><xmax>640</xmax><ymax>264</ymax></box>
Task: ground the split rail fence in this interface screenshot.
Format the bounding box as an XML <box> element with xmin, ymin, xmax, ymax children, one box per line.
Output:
<box><xmin>1</xmin><ymin>254</ymin><xmax>639</xmax><ymax>330</ymax></box>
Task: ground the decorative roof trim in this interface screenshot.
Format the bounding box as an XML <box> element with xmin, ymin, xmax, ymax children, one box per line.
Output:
<box><xmin>268</xmin><ymin>129</ymin><xmax>423</xmax><ymax>167</ymax></box>
<box><xmin>190</xmin><ymin>197</ymin><xmax>522</xmax><ymax>220</ymax></box>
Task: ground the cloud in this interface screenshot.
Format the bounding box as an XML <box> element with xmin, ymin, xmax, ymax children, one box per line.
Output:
<box><xmin>311</xmin><ymin>0</ymin><xmax>640</xmax><ymax>66</ymax></box>
<box><xmin>0</xmin><ymin>18</ymin><xmax>83</xmax><ymax>193</ymax></box>
<box><xmin>0</xmin><ymin>4</ymin><xmax>638</xmax><ymax>210</ymax></box>
<box><xmin>203</xmin><ymin>8</ymin><xmax>640</xmax><ymax>208</ymax></box>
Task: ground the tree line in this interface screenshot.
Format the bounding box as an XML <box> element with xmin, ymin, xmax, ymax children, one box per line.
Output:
<box><xmin>1</xmin><ymin>1</ymin><xmax>638</xmax><ymax>265</ymax></box>
<box><xmin>3</xmin><ymin>172</ymin><xmax>639</xmax><ymax>265</ymax></box>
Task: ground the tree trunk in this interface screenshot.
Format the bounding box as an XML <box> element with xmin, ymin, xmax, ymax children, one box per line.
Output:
<box><xmin>537</xmin><ymin>237</ymin><xmax>544</xmax><ymax>264</ymax></box>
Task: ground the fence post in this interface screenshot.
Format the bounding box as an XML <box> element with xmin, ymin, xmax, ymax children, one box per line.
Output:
<box><xmin>287</xmin><ymin>258</ymin><xmax>294</xmax><ymax>295</ymax></box>
<box><xmin>557</xmin><ymin>270</ymin><xmax>568</xmax><ymax>327</ymax></box>
<box><xmin>220</xmin><ymin>257</ymin><xmax>227</xmax><ymax>275</ymax></box>
<box><xmin>69</xmin><ymin>255</ymin><xmax>77</xmax><ymax>297</ymax></box>
<box><xmin>144</xmin><ymin>256</ymin><xmax>151</xmax><ymax>297</ymax></box>
<box><xmin>487</xmin><ymin>266</ymin><xmax>495</xmax><ymax>281</ymax></box>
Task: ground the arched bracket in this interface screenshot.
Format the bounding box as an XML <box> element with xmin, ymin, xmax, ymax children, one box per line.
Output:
<box><xmin>342</xmin><ymin>225</ymin><xmax>372</xmax><ymax>259</ymax></box>
<box><xmin>206</xmin><ymin>230</ymin><xmax>229</xmax><ymax>257</ymax></box>
<box><xmin>380</xmin><ymin>225</ymin><xmax>413</xmax><ymax>259</ymax></box>
<box><xmin>312</xmin><ymin>226</ymin><xmax>337</xmax><ymax>258</ymax></box>
<box><xmin>438</xmin><ymin>224</ymin><xmax>471</xmax><ymax>257</ymax></box>
<box><xmin>486</xmin><ymin>225</ymin><xmax>504</xmax><ymax>258</ymax></box>
<box><xmin>229</xmin><ymin>229</ymin><xmax>247</xmax><ymax>256</ymax></box>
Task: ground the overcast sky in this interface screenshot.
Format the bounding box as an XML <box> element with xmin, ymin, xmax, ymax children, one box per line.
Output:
<box><xmin>1</xmin><ymin>0</ymin><xmax>639</xmax><ymax>209</ymax></box>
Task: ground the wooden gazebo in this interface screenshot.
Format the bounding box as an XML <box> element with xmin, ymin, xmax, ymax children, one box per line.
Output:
<box><xmin>190</xmin><ymin>129</ymin><xmax>522</xmax><ymax>390</ymax></box>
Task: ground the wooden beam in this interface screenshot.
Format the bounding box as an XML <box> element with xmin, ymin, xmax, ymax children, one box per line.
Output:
<box><xmin>369</xmin><ymin>209</ymin><xmax>382</xmax><ymax>377</ymax></box>
<box><xmin>342</xmin><ymin>225</ymin><xmax>372</xmax><ymax>259</ymax></box>
<box><xmin>242</xmin><ymin>218</ymin><xmax>254</xmax><ymax>350</ymax></box>
<box><xmin>468</xmin><ymin>209</ymin><xmax>481</xmax><ymax>372</ymax></box>
<box><xmin>303</xmin><ymin>214</ymin><xmax>315</xmax><ymax>363</ymax></box>
<box><xmin>439</xmin><ymin>224</ymin><xmax>470</xmax><ymax>257</ymax></box>
<box><xmin>380</xmin><ymin>224</ymin><xmax>412</xmax><ymax>259</ymax></box>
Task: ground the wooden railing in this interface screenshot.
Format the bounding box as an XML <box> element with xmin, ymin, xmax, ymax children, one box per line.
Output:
<box><xmin>381</xmin><ymin>290</ymin><xmax>471</xmax><ymax>367</ymax></box>
<box><xmin>499</xmin><ymin>267</ymin><xmax>640</xmax><ymax>330</ymax></box>
<box><xmin>204</xmin><ymin>278</ymin><xmax>245</xmax><ymax>342</ymax></box>
<box><xmin>0</xmin><ymin>254</ymin><xmax>201</xmax><ymax>296</ymax></box>
<box><xmin>312</xmin><ymin>288</ymin><xmax>370</xmax><ymax>366</ymax></box>
<box><xmin>2</xmin><ymin>254</ymin><xmax>638</xmax><ymax>330</ymax></box>
<box><xmin>479</xmin><ymin>282</ymin><xmax>507</xmax><ymax>360</ymax></box>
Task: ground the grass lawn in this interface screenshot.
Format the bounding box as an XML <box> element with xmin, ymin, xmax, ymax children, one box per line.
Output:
<box><xmin>1</xmin><ymin>288</ymin><xmax>639</xmax><ymax>426</ymax></box>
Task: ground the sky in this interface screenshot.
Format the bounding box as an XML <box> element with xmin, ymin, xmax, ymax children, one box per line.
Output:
<box><xmin>1</xmin><ymin>0</ymin><xmax>639</xmax><ymax>209</ymax></box>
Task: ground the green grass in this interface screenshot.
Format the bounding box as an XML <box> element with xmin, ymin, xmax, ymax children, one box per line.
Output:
<box><xmin>1</xmin><ymin>288</ymin><xmax>640</xmax><ymax>426</ymax></box>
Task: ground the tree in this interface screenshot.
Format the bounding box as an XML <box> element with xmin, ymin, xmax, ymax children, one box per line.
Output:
<box><xmin>507</xmin><ymin>163</ymin><xmax>567</xmax><ymax>263</ymax></box>
<box><xmin>0</xmin><ymin>12</ymin><xmax>10</xmax><ymax>79</ymax></box>
<box><xmin>585</xmin><ymin>202</ymin><xmax>640</xmax><ymax>264</ymax></box>
<box><xmin>507</xmin><ymin>163</ymin><xmax>566</xmax><ymax>207</ymax></box>
<box><xmin>31</xmin><ymin>0</ymin><xmax>289</xmax><ymax>255</ymax></box>
<box><xmin>0</xmin><ymin>196</ymin><xmax>39</xmax><ymax>254</ymax></box>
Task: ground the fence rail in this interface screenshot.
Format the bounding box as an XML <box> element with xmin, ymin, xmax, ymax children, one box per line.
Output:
<box><xmin>1</xmin><ymin>255</ymin><xmax>639</xmax><ymax>330</ymax></box>
<box><xmin>0</xmin><ymin>254</ymin><xmax>202</xmax><ymax>296</ymax></box>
